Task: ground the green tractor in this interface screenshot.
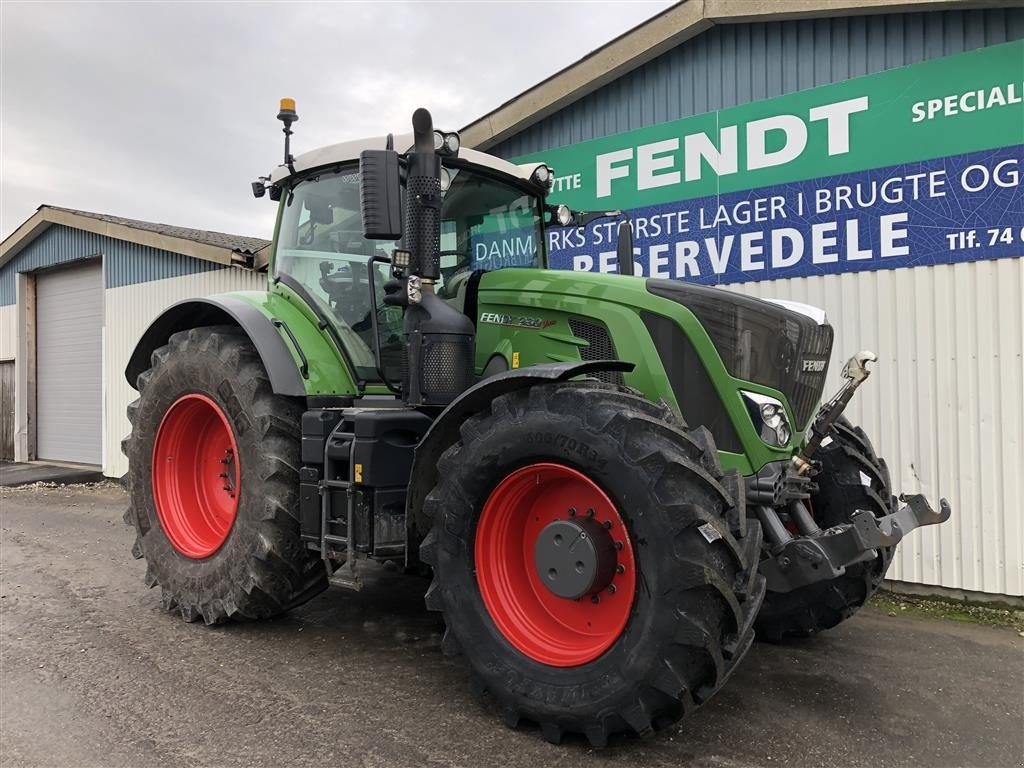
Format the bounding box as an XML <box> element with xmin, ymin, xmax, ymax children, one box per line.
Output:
<box><xmin>122</xmin><ymin>103</ymin><xmax>949</xmax><ymax>745</ymax></box>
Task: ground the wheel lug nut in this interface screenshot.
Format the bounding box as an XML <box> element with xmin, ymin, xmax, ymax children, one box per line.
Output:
<box><xmin>586</xmin><ymin>508</ymin><xmax>595</xmax><ymax>517</ymax></box>
<box><xmin>568</xmin><ymin>507</ymin><xmax>577</xmax><ymax>517</ymax></box>
<box><xmin>616</xmin><ymin>564</ymin><xmax>625</xmax><ymax>574</ymax></box>
<box><xmin>607</xmin><ymin>584</ymin><xmax>617</xmax><ymax>595</ymax></box>
<box><xmin>615</xmin><ymin>541</ymin><xmax>623</xmax><ymax>550</ymax></box>
<box><xmin>591</xmin><ymin>594</ymin><xmax>601</xmax><ymax>604</ymax></box>
<box><xmin>603</xmin><ymin>520</ymin><xmax>613</xmax><ymax>529</ymax></box>
<box><xmin>218</xmin><ymin>473</ymin><xmax>228</xmax><ymax>479</ymax></box>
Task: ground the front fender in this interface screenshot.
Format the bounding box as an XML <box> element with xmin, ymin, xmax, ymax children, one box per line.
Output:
<box><xmin>406</xmin><ymin>360</ymin><xmax>635</xmax><ymax>547</ymax></box>
<box><xmin>124</xmin><ymin>293</ymin><xmax>355</xmax><ymax>397</ymax></box>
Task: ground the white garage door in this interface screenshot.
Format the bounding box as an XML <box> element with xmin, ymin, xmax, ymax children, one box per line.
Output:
<box><xmin>36</xmin><ymin>261</ymin><xmax>103</xmax><ymax>464</ymax></box>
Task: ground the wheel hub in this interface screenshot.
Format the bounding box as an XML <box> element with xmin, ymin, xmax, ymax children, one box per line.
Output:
<box><xmin>152</xmin><ymin>393</ymin><xmax>240</xmax><ymax>559</ymax></box>
<box><xmin>474</xmin><ymin>463</ymin><xmax>636</xmax><ymax>667</ymax></box>
<box><xmin>534</xmin><ymin>517</ymin><xmax>616</xmax><ymax>599</ymax></box>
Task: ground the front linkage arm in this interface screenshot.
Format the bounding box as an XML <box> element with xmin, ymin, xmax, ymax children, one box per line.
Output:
<box><xmin>758</xmin><ymin>350</ymin><xmax>952</xmax><ymax>593</ymax></box>
<box><xmin>793</xmin><ymin>350</ymin><xmax>877</xmax><ymax>474</ymax></box>
<box><xmin>758</xmin><ymin>495</ymin><xmax>952</xmax><ymax>593</ymax></box>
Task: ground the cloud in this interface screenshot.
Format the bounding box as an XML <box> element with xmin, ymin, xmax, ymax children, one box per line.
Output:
<box><xmin>1</xmin><ymin>1</ymin><xmax>674</xmax><ymax>241</ymax></box>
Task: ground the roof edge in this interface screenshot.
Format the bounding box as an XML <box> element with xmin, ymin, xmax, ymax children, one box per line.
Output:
<box><xmin>0</xmin><ymin>206</ymin><xmax>252</xmax><ymax>270</ymax></box>
<box><xmin>460</xmin><ymin>0</ymin><xmax>1017</xmax><ymax>151</ymax></box>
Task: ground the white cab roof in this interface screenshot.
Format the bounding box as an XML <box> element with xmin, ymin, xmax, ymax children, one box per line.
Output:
<box><xmin>269</xmin><ymin>132</ymin><xmax>547</xmax><ymax>186</ymax></box>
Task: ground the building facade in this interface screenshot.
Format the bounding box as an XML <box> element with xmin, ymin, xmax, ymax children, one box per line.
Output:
<box><xmin>0</xmin><ymin>206</ymin><xmax>268</xmax><ymax>477</ymax></box>
<box><xmin>465</xmin><ymin>1</ymin><xmax>1024</xmax><ymax>598</ymax></box>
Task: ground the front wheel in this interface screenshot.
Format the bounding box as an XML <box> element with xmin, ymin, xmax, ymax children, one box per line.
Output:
<box><xmin>420</xmin><ymin>381</ymin><xmax>764</xmax><ymax>745</ymax></box>
<box><xmin>122</xmin><ymin>325</ymin><xmax>327</xmax><ymax>624</ymax></box>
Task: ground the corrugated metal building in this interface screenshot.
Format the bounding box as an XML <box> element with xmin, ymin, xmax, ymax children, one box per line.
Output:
<box><xmin>0</xmin><ymin>206</ymin><xmax>267</xmax><ymax>475</ymax></box>
<box><xmin>464</xmin><ymin>0</ymin><xmax>1024</xmax><ymax>598</ymax></box>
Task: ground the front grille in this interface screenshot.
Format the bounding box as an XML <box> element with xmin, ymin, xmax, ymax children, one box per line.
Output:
<box><xmin>647</xmin><ymin>279</ymin><xmax>833</xmax><ymax>428</ymax></box>
<box><xmin>568</xmin><ymin>317</ymin><xmax>623</xmax><ymax>386</ymax></box>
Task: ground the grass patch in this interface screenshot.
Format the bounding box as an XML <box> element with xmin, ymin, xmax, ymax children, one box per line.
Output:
<box><xmin>869</xmin><ymin>590</ymin><xmax>1024</xmax><ymax>632</ymax></box>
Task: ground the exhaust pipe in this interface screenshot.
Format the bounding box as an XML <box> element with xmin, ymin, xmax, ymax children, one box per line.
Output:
<box><xmin>399</xmin><ymin>109</ymin><xmax>476</xmax><ymax>407</ymax></box>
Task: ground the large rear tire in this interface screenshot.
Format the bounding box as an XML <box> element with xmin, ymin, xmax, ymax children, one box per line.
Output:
<box><xmin>755</xmin><ymin>418</ymin><xmax>896</xmax><ymax>642</ymax></box>
<box><xmin>420</xmin><ymin>381</ymin><xmax>764</xmax><ymax>745</ymax></box>
<box><xmin>122</xmin><ymin>326</ymin><xmax>327</xmax><ymax>624</ymax></box>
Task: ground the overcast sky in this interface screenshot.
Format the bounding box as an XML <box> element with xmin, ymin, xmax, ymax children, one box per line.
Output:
<box><xmin>1</xmin><ymin>1</ymin><xmax>675</xmax><ymax>241</ymax></box>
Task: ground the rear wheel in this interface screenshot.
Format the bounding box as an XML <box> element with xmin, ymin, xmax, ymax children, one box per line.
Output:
<box><xmin>755</xmin><ymin>418</ymin><xmax>896</xmax><ymax>642</ymax></box>
<box><xmin>122</xmin><ymin>325</ymin><xmax>327</xmax><ymax>624</ymax></box>
<box><xmin>420</xmin><ymin>381</ymin><xmax>764</xmax><ymax>745</ymax></box>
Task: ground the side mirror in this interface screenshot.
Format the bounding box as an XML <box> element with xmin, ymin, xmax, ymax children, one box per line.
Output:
<box><xmin>359</xmin><ymin>149</ymin><xmax>403</xmax><ymax>240</ymax></box>
<box><xmin>617</xmin><ymin>220</ymin><xmax>635</xmax><ymax>276</ymax></box>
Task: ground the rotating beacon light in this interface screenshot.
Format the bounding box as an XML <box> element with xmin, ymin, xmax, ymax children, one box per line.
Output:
<box><xmin>278</xmin><ymin>98</ymin><xmax>299</xmax><ymax>175</ymax></box>
<box><xmin>251</xmin><ymin>98</ymin><xmax>299</xmax><ymax>199</ymax></box>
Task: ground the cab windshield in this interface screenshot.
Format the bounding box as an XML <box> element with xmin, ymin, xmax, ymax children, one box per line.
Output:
<box><xmin>273</xmin><ymin>164</ymin><xmax>543</xmax><ymax>381</ymax></box>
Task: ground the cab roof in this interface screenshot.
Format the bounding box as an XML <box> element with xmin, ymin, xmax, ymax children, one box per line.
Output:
<box><xmin>268</xmin><ymin>132</ymin><xmax>549</xmax><ymax>189</ymax></box>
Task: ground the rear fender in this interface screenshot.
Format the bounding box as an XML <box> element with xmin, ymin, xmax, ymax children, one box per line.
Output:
<box><xmin>124</xmin><ymin>293</ymin><xmax>356</xmax><ymax>397</ymax></box>
<box><xmin>406</xmin><ymin>360</ymin><xmax>635</xmax><ymax>549</ymax></box>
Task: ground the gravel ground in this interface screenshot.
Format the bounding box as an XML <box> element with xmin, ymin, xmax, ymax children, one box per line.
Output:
<box><xmin>2</xmin><ymin>483</ymin><xmax>1022</xmax><ymax>768</ymax></box>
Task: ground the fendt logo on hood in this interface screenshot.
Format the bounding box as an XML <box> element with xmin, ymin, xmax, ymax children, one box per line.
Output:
<box><xmin>802</xmin><ymin>359</ymin><xmax>827</xmax><ymax>372</ymax></box>
<box><xmin>480</xmin><ymin>313</ymin><xmax>557</xmax><ymax>330</ymax></box>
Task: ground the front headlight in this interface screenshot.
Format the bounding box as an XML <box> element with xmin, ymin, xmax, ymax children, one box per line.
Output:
<box><xmin>743</xmin><ymin>391</ymin><xmax>792</xmax><ymax>447</ymax></box>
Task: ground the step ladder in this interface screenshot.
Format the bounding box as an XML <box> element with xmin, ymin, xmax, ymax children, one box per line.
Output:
<box><xmin>320</xmin><ymin>425</ymin><xmax>362</xmax><ymax>591</ymax></box>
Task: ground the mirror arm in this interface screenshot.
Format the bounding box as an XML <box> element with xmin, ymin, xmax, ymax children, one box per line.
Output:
<box><xmin>559</xmin><ymin>209</ymin><xmax>635</xmax><ymax>275</ymax></box>
<box><xmin>366</xmin><ymin>253</ymin><xmax>402</xmax><ymax>394</ymax></box>
<box><xmin>576</xmin><ymin>209</ymin><xmax>623</xmax><ymax>227</ymax></box>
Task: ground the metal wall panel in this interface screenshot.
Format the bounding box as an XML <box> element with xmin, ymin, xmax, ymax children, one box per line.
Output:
<box><xmin>722</xmin><ymin>258</ymin><xmax>1024</xmax><ymax>597</ymax></box>
<box><xmin>491</xmin><ymin>9</ymin><xmax>1024</xmax><ymax>158</ymax></box>
<box><xmin>0</xmin><ymin>305</ymin><xmax>15</xmax><ymax>360</ymax></box>
<box><xmin>0</xmin><ymin>224</ymin><xmax>221</xmax><ymax>305</ymax></box>
<box><xmin>103</xmin><ymin>267</ymin><xmax>268</xmax><ymax>478</ymax></box>
<box><xmin>35</xmin><ymin>261</ymin><xmax>104</xmax><ymax>465</ymax></box>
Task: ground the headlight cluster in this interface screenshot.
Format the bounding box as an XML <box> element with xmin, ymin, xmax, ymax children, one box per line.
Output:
<box><xmin>531</xmin><ymin>164</ymin><xmax>555</xmax><ymax>193</ymax></box>
<box><xmin>433</xmin><ymin>130</ymin><xmax>460</xmax><ymax>156</ymax></box>
<box><xmin>742</xmin><ymin>391</ymin><xmax>792</xmax><ymax>447</ymax></box>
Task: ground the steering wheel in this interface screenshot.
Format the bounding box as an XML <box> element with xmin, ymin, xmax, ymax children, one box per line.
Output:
<box><xmin>318</xmin><ymin>261</ymin><xmax>372</xmax><ymax>327</ymax></box>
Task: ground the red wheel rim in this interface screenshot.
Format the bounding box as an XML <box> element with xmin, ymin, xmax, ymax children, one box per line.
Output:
<box><xmin>152</xmin><ymin>394</ymin><xmax>240</xmax><ymax>559</ymax></box>
<box><xmin>474</xmin><ymin>463</ymin><xmax>636</xmax><ymax>667</ymax></box>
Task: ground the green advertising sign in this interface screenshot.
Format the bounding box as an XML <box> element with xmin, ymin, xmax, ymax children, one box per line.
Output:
<box><xmin>516</xmin><ymin>41</ymin><xmax>1024</xmax><ymax>210</ymax></box>
<box><xmin>513</xmin><ymin>41</ymin><xmax>1023</xmax><ymax>284</ymax></box>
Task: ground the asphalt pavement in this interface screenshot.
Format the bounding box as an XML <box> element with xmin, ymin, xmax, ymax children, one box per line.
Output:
<box><xmin>1</xmin><ymin>484</ymin><xmax>1021</xmax><ymax>768</ymax></box>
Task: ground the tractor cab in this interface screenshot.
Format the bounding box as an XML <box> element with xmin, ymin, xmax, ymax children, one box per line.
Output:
<box><xmin>257</xmin><ymin>119</ymin><xmax>553</xmax><ymax>387</ymax></box>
